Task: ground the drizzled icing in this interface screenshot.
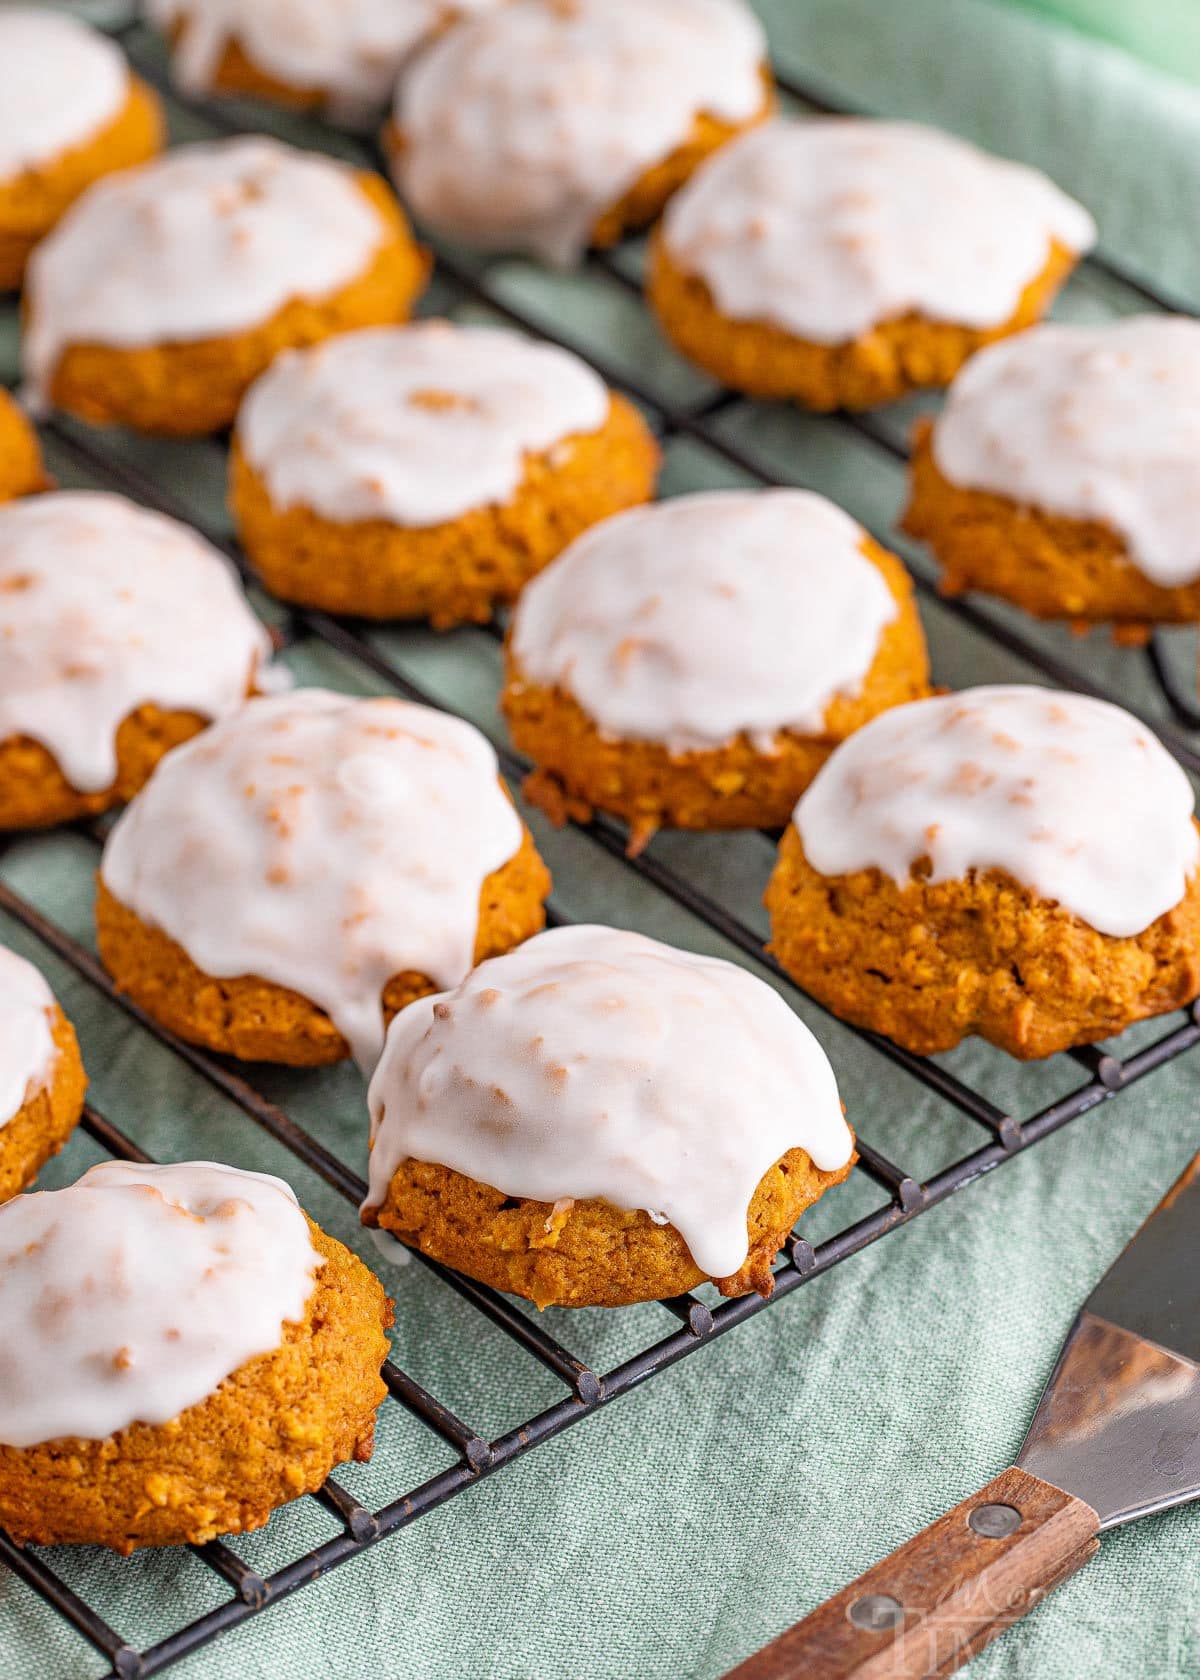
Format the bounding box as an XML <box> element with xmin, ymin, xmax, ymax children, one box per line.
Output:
<box><xmin>931</xmin><ymin>317</ymin><xmax>1200</xmax><ymax>588</ymax></box>
<box><xmin>0</xmin><ymin>492</ymin><xmax>270</xmax><ymax>793</ymax></box>
<box><xmin>660</xmin><ymin>119</ymin><xmax>1096</xmax><ymax>342</ymax></box>
<box><xmin>0</xmin><ymin>948</ymin><xmax>58</xmax><ymax>1131</ymax></box>
<box><xmin>147</xmin><ymin>0</ymin><xmax>501</xmax><ymax>125</ymax></box>
<box><xmin>392</xmin><ymin>0</ymin><xmax>766</xmax><ymax>266</ymax></box>
<box><xmin>100</xmin><ymin>690</ymin><xmax>525</xmax><ymax>1072</ymax></box>
<box><xmin>0</xmin><ymin>9</ymin><xmax>129</xmax><ymax>179</ymax></box>
<box><xmin>509</xmin><ymin>489</ymin><xmax>898</xmax><ymax>753</ymax></box>
<box><xmin>23</xmin><ymin>137</ymin><xmax>389</xmax><ymax>402</ymax></box>
<box><xmin>795</xmin><ymin>686</ymin><xmax>1198</xmax><ymax>938</ymax></box>
<box><xmin>364</xmin><ymin>923</ymin><xmax>853</xmax><ymax>1279</ymax></box>
<box><xmin>0</xmin><ymin>1161</ymin><xmax>320</xmax><ymax>1448</ymax></box>
<box><xmin>237</xmin><ymin>322</ymin><xmax>609</xmax><ymax>527</ymax></box>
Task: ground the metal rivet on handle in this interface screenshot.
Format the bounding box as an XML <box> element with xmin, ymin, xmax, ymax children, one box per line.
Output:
<box><xmin>968</xmin><ymin>1502</ymin><xmax>1022</xmax><ymax>1539</ymax></box>
<box><xmin>847</xmin><ymin>1593</ymin><xmax>904</xmax><ymax>1632</ymax></box>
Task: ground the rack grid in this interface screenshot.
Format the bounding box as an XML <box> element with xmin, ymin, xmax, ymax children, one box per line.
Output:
<box><xmin>2</xmin><ymin>21</ymin><xmax>1200</xmax><ymax>1677</ymax></box>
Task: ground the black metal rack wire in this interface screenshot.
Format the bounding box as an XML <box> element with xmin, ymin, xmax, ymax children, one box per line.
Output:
<box><xmin>2</xmin><ymin>26</ymin><xmax>1200</xmax><ymax>1678</ymax></box>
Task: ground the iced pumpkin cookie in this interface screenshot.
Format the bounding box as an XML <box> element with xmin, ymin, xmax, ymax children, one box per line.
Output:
<box><xmin>504</xmin><ymin>489</ymin><xmax>929</xmax><ymax>851</ymax></box>
<box><xmin>147</xmin><ymin>0</ymin><xmax>502</xmax><ymax>126</ymax></box>
<box><xmin>97</xmin><ymin>689</ymin><xmax>551</xmax><ymax>1071</ymax></box>
<box><xmin>388</xmin><ymin>0</ymin><xmax>771</xmax><ymax>265</ymax></box>
<box><xmin>0</xmin><ymin>1160</ymin><xmax>390</xmax><ymax>1551</ymax></box>
<box><xmin>648</xmin><ymin>120</ymin><xmax>1096</xmax><ymax>410</ymax></box>
<box><xmin>363</xmin><ymin>924</ymin><xmax>855</xmax><ymax>1306</ymax></box>
<box><xmin>0</xmin><ymin>946</ymin><xmax>86</xmax><ymax>1204</ymax></box>
<box><xmin>0</xmin><ymin>491</ymin><xmax>271</xmax><ymax>830</ymax></box>
<box><xmin>904</xmin><ymin>317</ymin><xmax>1200</xmax><ymax>632</ymax></box>
<box><xmin>23</xmin><ymin>136</ymin><xmax>426</xmax><ymax>435</ymax></box>
<box><xmin>0</xmin><ymin>9</ymin><xmax>163</xmax><ymax>290</ymax></box>
<box><xmin>231</xmin><ymin>321</ymin><xmax>659</xmax><ymax>627</ymax></box>
<box><xmin>0</xmin><ymin>389</ymin><xmax>46</xmax><ymax>502</ymax></box>
<box><xmin>765</xmin><ymin>686</ymin><xmax>1200</xmax><ymax>1059</ymax></box>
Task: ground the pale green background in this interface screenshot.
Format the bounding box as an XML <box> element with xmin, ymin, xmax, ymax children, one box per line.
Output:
<box><xmin>2</xmin><ymin>3</ymin><xmax>1200</xmax><ymax>1676</ymax></box>
<box><xmin>1008</xmin><ymin>0</ymin><xmax>1200</xmax><ymax>86</ymax></box>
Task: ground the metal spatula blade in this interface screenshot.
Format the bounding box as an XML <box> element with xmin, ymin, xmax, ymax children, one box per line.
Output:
<box><xmin>721</xmin><ymin>1147</ymin><xmax>1200</xmax><ymax>1680</ymax></box>
<box><xmin>1018</xmin><ymin>1153</ymin><xmax>1200</xmax><ymax>1531</ymax></box>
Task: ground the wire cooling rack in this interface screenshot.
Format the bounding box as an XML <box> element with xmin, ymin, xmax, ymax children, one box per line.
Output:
<box><xmin>3</xmin><ymin>18</ymin><xmax>1200</xmax><ymax>1678</ymax></box>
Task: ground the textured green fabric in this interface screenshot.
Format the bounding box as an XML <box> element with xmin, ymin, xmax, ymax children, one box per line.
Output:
<box><xmin>1005</xmin><ymin>0</ymin><xmax>1200</xmax><ymax>87</ymax></box>
<box><xmin>2</xmin><ymin>5</ymin><xmax>1200</xmax><ymax>1677</ymax></box>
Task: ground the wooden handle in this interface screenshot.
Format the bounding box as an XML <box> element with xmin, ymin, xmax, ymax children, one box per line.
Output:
<box><xmin>722</xmin><ymin>1466</ymin><xmax>1099</xmax><ymax>1680</ymax></box>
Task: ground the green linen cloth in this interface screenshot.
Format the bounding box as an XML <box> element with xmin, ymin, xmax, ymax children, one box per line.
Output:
<box><xmin>1006</xmin><ymin>0</ymin><xmax>1200</xmax><ymax>88</ymax></box>
<box><xmin>2</xmin><ymin>4</ymin><xmax>1200</xmax><ymax>1676</ymax></box>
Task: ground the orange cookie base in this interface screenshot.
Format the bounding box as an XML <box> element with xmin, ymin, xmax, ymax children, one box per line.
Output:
<box><xmin>230</xmin><ymin>393</ymin><xmax>660</xmax><ymax>628</ymax></box>
<box><xmin>590</xmin><ymin>70</ymin><xmax>774</xmax><ymax>248</ymax></box>
<box><xmin>39</xmin><ymin>173</ymin><xmax>428</xmax><ymax>435</ymax></box>
<box><xmin>0</xmin><ymin>700</ymin><xmax>251</xmax><ymax>831</ymax></box>
<box><xmin>0</xmin><ymin>1219</ymin><xmax>391</xmax><ymax>1552</ymax></box>
<box><xmin>0</xmin><ymin>1006</ymin><xmax>87</xmax><ymax>1204</ymax></box>
<box><xmin>903</xmin><ymin>419</ymin><xmax>1200</xmax><ymax>629</ymax></box>
<box><xmin>95</xmin><ymin>821</ymin><xmax>552</xmax><ymax>1065</ymax></box>
<box><xmin>765</xmin><ymin>823</ymin><xmax>1200</xmax><ymax>1059</ymax></box>
<box><xmin>366</xmin><ymin>1142</ymin><xmax>854</xmax><ymax>1309</ymax></box>
<box><xmin>0</xmin><ymin>389</ymin><xmax>47</xmax><ymax>502</ymax></box>
<box><xmin>647</xmin><ymin>236</ymin><xmax>1079</xmax><ymax>411</ymax></box>
<box><xmin>168</xmin><ymin>31</ymin><xmax>330</xmax><ymax>112</ymax></box>
<box><xmin>0</xmin><ymin>77</ymin><xmax>164</xmax><ymax>291</ymax></box>
<box><xmin>503</xmin><ymin>536</ymin><xmax>929</xmax><ymax>851</ymax></box>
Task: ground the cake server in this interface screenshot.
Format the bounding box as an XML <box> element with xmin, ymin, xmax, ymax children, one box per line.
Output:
<box><xmin>722</xmin><ymin>1147</ymin><xmax>1200</xmax><ymax>1679</ymax></box>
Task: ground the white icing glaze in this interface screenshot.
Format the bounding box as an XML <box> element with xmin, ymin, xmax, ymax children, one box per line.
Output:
<box><xmin>510</xmin><ymin>489</ymin><xmax>898</xmax><ymax>753</ymax></box>
<box><xmin>0</xmin><ymin>1160</ymin><xmax>320</xmax><ymax>1447</ymax></box>
<box><xmin>237</xmin><ymin>321</ymin><xmax>609</xmax><ymax>527</ymax></box>
<box><xmin>660</xmin><ymin>119</ymin><xmax>1096</xmax><ymax>342</ymax></box>
<box><xmin>23</xmin><ymin>137</ymin><xmax>388</xmax><ymax>402</ymax></box>
<box><xmin>146</xmin><ymin>0</ymin><xmax>501</xmax><ymax>125</ymax></box>
<box><xmin>393</xmin><ymin>0</ymin><xmax>766</xmax><ymax>266</ymax></box>
<box><xmin>795</xmin><ymin>686</ymin><xmax>1198</xmax><ymax>938</ymax></box>
<box><xmin>0</xmin><ymin>948</ymin><xmax>58</xmax><ymax>1132</ymax></box>
<box><xmin>931</xmin><ymin>317</ymin><xmax>1200</xmax><ymax>589</ymax></box>
<box><xmin>0</xmin><ymin>9</ymin><xmax>129</xmax><ymax>179</ymax></box>
<box><xmin>0</xmin><ymin>492</ymin><xmax>271</xmax><ymax>793</ymax></box>
<box><xmin>100</xmin><ymin>689</ymin><xmax>526</xmax><ymax>1072</ymax></box>
<box><xmin>365</xmin><ymin>924</ymin><xmax>852</xmax><ymax>1278</ymax></box>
